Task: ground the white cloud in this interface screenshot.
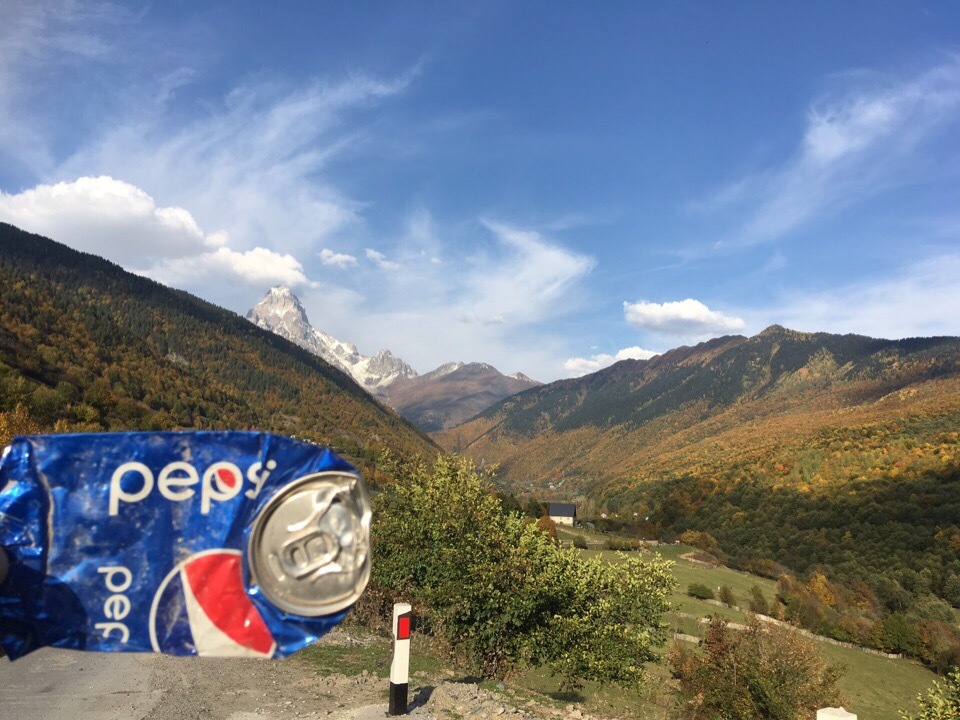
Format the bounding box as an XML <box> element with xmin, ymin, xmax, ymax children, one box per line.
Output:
<box><xmin>616</xmin><ymin>346</ymin><xmax>660</xmax><ymax>361</ymax></box>
<box><xmin>147</xmin><ymin>247</ymin><xmax>310</xmax><ymax>289</ymax></box>
<box><xmin>0</xmin><ymin>176</ymin><xmax>310</xmax><ymax>294</ymax></box>
<box><xmin>365</xmin><ymin>248</ymin><xmax>401</xmax><ymax>271</ymax></box>
<box><xmin>624</xmin><ymin>299</ymin><xmax>745</xmax><ymax>336</ymax></box>
<box><xmin>563</xmin><ymin>346</ymin><xmax>659</xmax><ymax>377</ymax></box>
<box><xmin>697</xmin><ymin>58</ymin><xmax>960</xmax><ymax>248</ymax></box>
<box><xmin>319</xmin><ymin>248</ymin><xmax>358</xmax><ymax>268</ymax></box>
<box><xmin>0</xmin><ymin>176</ymin><xmax>218</xmax><ymax>265</ymax></box>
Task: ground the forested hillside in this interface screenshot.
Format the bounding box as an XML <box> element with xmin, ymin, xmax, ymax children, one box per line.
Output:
<box><xmin>435</xmin><ymin>324</ymin><xmax>960</xmax><ymax>669</ymax></box>
<box><xmin>437</xmin><ymin>325</ymin><xmax>960</xmax><ymax>491</ymax></box>
<box><xmin>0</xmin><ymin>223</ymin><xmax>436</xmax><ymax>478</ymax></box>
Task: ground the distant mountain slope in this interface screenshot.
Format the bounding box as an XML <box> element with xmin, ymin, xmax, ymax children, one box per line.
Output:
<box><xmin>0</xmin><ymin>223</ymin><xmax>437</xmax><ymax>472</ymax></box>
<box><xmin>247</xmin><ymin>286</ymin><xmax>540</xmax><ymax>431</ymax></box>
<box><xmin>385</xmin><ymin>362</ymin><xmax>541</xmax><ymax>432</ymax></box>
<box><xmin>434</xmin><ymin>325</ymin><xmax>960</xmax><ymax>491</ymax></box>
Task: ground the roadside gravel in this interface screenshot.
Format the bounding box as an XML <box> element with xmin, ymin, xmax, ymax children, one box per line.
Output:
<box><xmin>0</xmin><ymin>630</ymin><xmax>607</xmax><ymax>720</ymax></box>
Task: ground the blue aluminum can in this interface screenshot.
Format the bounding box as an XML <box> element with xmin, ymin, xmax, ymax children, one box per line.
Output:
<box><xmin>0</xmin><ymin>431</ymin><xmax>371</xmax><ymax>660</ymax></box>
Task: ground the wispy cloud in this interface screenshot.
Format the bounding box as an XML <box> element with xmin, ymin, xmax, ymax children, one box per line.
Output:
<box><xmin>697</xmin><ymin>57</ymin><xmax>960</xmax><ymax>249</ymax></box>
<box><xmin>297</xmin><ymin>219</ymin><xmax>597</xmax><ymax>379</ymax></box>
<box><xmin>0</xmin><ymin>2</ymin><xmax>133</xmax><ymax>176</ymax></box>
<box><xmin>319</xmin><ymin>248</ymin><xmax>358</xmax><ymax>268</ymax></box>
<box><xmin>464</xmin><ymin>221</ymin><xmax>595</xmax><ymax>326</ymax></box>
<box><xmin>54</xmin><ymin>69</ymin><xmax>418</xmax><ymax>256</ymax></box>
<box><xmin>764</xmin><ymin>250</ymin><xmax>960</xmax><ymax>340</ymax></box>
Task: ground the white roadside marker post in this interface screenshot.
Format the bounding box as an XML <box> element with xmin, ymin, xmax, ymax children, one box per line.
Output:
<box><xmin>817</xmin><ymin>709</ymin><xmax>857</xmax><ymax>720</ymax></box>
<box><xmin>389</xmin><ymin>603</ymin><xmax>412</xmax><ymax>716</ymax></box>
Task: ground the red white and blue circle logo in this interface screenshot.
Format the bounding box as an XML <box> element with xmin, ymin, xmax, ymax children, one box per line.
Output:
<box><xmin>149</xmin><ymin>549</ymin><xmax>276</xmax><ymax>657</ymax></box>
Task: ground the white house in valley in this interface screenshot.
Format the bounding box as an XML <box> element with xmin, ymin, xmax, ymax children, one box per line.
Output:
<box><xmin>548</xmin><ymin>502</ymin><xmax>577</xmax><ymax>527</ymax></box>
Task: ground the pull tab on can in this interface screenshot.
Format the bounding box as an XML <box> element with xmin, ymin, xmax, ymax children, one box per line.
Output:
<box><xmin>247</xmin><ymin>471</ymin><xmax>372</xmax><ymax>617</ymax></box>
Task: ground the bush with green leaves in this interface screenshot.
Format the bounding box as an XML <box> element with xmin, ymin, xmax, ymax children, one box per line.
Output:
<box><xmin>370</xmin><ymin>454</ymin><xmax>676</xmax><ymax>688</ymax></box>
<box><xmin>718</xmin><ymin>585</ymin><xmax>737</xmax><ymax>607</ymax></box>
<box><xmin>572</xmin><ymin>534</ymin><xmax>588</xmax><ymax>549</ymax></box>
<box><xmin>900</xmin><ymin>667</ymin><xmax>960</xmax><ymax>720</ymax></box>
<box><xmin>687</xmin><ymin>582</ymin><xmax>715</xmax><ymax>600</ymax></box>
<box><xmin>748</xmin><ymin>584</ymin><xmax>770</xmax><ymax>615</ymax></box>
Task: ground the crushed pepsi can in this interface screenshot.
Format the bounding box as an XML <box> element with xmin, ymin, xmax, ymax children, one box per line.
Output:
<box><xmin>0</xmin><ymin>431</ymin><xmax>372</xmax><ymax>660</ymax></box>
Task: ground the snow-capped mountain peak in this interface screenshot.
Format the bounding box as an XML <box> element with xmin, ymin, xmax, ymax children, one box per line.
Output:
<box><xmin>424</xmin><ymin>361</ymin><xmax>464</xmax><ymax>380</ymax></box>
<box><xmin>246</xmin><ymin>287</ymin><xmax>417</xmax><ymax>393</ymax></box>
<box><xmin>248</xmin><ymin>286</ymin><xmax>312</xmax><ymax>343</ymax></box>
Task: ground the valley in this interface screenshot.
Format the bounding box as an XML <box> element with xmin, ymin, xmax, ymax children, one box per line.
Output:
<box><xmin>1</xmin><ymin>222</ymin><xmax>958</xmax><ymax>717</ymax></box>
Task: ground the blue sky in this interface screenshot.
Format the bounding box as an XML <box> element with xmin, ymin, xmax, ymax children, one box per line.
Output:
<box><xmin>2</xmin><ymin>2</ymin><xmax>960</xmax><ymax>381</ymax></box>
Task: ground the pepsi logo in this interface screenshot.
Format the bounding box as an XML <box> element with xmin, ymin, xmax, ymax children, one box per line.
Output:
<box><xmin>217</xmin><ymin>467</ymin><xmax>238</xmax><ymax>489</ymax></box>
<box><xmin>149</xmin><ymin>549</ymin><xmax>276</xmax><ymax>657</ymax></box>
<box><xmin>108</xmin><ymin>459</ymin><xmax>277</xmax><ymax>515</ymax></box>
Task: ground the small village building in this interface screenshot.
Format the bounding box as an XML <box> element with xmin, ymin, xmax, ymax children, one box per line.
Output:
<box><xmin>548</xmin><ymin>502</ymin><xmax>577</xmax><ymax>527</ymax></box>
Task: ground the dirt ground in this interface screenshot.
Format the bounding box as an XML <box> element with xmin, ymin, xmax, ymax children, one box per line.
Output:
<box><xmin>0</xmin><ymin>630</ymin><xmax>599</xmax><ymax>720</ymax></box>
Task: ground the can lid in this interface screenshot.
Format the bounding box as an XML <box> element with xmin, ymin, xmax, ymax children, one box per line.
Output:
<box><xmin>247</xmin><ymin>471</ymin><xmax>372</xmax><ymax>617</ymax></box>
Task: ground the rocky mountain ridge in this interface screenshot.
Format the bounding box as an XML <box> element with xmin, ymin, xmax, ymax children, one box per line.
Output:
<box><xmin>247</xmin><ymin>286</ymin><xmax>540</xmax><ymax>430</ymax></box>
<box><xmin>246</xmin><ymin>286</ymin><xmax>418</xmax><ymax>392</ymax></box>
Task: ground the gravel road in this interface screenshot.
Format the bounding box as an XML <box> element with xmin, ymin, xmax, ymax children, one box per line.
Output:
<box><xmin>0</xmin><ymin>638</ymin><xmax>591</xmax><ymax>720</ymax></box>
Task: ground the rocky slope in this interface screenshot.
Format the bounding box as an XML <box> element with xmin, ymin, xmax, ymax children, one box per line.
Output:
<box><xmin>387</xmin><ymin>362</ymin><xmax>541</xmax><ymax>432</ymax></box>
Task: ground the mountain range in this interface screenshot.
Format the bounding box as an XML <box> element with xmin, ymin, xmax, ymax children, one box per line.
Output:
<box><xmin>434</xmin><ymin>324</ymin><xmax>960</xmax><ymax>494</ymax></box>
<box><xmin>4</xmin><ymin>220</ymin><xmax>960</xmax><ymax>625</ymax></box>
<box><xmin>0</xmin><ymin>222</ymin><xmax>436</xmax><ymax>475</ymax></box>
<box><xmin>246</xmin><ymin>286</ymin><xmax>539</xmax><ymax>430</ymax></box>
<box><xmin>432</xmin><ymin>323</ymin><xmax>960</xmax><ymax>619</ymax></box>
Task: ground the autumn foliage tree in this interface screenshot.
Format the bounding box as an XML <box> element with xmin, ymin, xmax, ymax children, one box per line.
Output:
<box><xmin>0</xmin><ymin>404</ymin><xmax>40</xmax><ymax>447</ymax></box>
<box><xmin>668</xmin><ymin>616</ymin><xmax>844</xmax><ymax>720</ymax></box>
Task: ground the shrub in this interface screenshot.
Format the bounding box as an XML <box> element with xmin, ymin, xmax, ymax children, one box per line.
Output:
<box><xmin>572</xmin><ymin>535</ymin><xmax>588</xmax><ymax>549</ymax></box>
<box><xmin>688</xmin><ymin>582</ymin><xmax>715</xmax><ymax>600</ymax></box>
<box><xmin>606</xmin><ymin>537</ymin><xmax>628</xmax><ymax>551</ymax></box>
<box><xmin>719</xmin><ymin>585</ymin><xmax>737</xmax><ymax>607</ymax></box>
<box><xmin>900</xmin><ymin>667</ymin><xmax>960</xmax><ymax>720</ymax></box>
<box><xmin>370</xmin><ymin>454</ymin><xmax>676</xmax><ymax>688</ymax></box>
<box><xmin>748</xmin><ymin>585</ymin><xmax>770</xmax><ymax>615</ymax></box>
<box><xmin>668</xmin><ymin>616</ymin><xmax>845</xmax><ymax>719</ymax></box>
